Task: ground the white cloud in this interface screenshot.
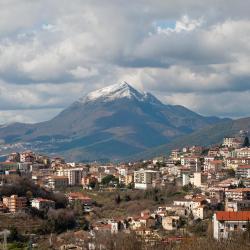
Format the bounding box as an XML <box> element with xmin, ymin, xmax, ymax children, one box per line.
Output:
<box><xmin>156</xmin><ymin>15</ymin><xmax>203</xmax><ymax>34</ymax></box>
<box><xmin>0</xmin><ymin>0</ymin><xmax>250</xmax><ymax>123</ymax></box>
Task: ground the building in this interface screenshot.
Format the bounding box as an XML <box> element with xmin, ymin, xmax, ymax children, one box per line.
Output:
<box><xmin>225</xmin><ymin>200</ymin><xmax>250</xmax><ymax>212</ymax></box>
<box><xmin>31</xmin><ymin>198</ymin><xmax>55</xmax><ymax>211</ymax></box>
<box><xmin>67</xmin><ymin>192</ymin><xmax>93</xmax><ymax>205</ymax></box>
<box><xmin>162</xmin><ymin>216</ymin><xmax>180</xmax><ymax>231</ymax></box>
<box><xmin>213</xmin><ymin>211</ymin><xmax>250</xmax><ymax>239</ymax></box>
<box><xmin>225</xmin><ymin>188</ymin><xmax>250</xmax><ymax>201</ymax></box>
<box><xmin>193</xmin><ymin>172</ymin><xmax>202</xmax><ymax>187</ymax></box>
<box><xmin>182</xmin><ymin>173</ymin><xmax>190</xmax><ymax>186</ymax></box>
<box><xmin>20</xmin><ymin>151</ymin><xmax>35</xmax><ymax>163</ymax></box>
<box><xmin>2</xmin><ymin>195</ymin><xmax>27</xmax><ymax>213</ymax></box>
<box><xmin>235</xmin><ymin>148</ymin><xmax>250</xmax><ymax>158</ymax></box>
<box><xmin>0</xmin><ymin>201</ymin><xmax>8</xmax><ymax>213</ymax></box>
<box><xmin>208</xmin><ymin>187</ymin><xmax>225</xmax><ymax>202</ymax></box>
<box><xmin>134</xmin><ymin>169</ymin><xmax>160</xmax><ymax>190</ymax></box>
<box><xmin>236</xmin><ymin>165</ymin><xmax>250</xmax><ymax>178</ymax></box>
<box><xmin>57</xmin><ymin>167</ymin><xmax>86</xmax><ymax>186</ymax></box>
<box><xmin>223</xmin><ymin>137</ymin><xmax>237</xmax><ymax>148</ymax></box>
<box><xmin>47</xmin><ymin>176</ymin><xmax>69</xmax><ymax>190</ymax></box>
<box><xmin>180</xmin><ymin>157</ymin><xmax>200</xmax><ymax>171</ymax></box>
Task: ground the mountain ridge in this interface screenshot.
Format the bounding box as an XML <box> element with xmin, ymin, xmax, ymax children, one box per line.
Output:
<box><xmin>0</xmin><ymin>82</ymin><xmax>230</xmax><ymax>161</ymax></box>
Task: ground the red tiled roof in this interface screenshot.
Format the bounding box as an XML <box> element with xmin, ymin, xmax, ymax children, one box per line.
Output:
<box><xmin>238</xmin><ymin>165</ymin><xmax>250</xmax><ymax>169</ymax></box>
<box><xmin>33</xmin><ymin>198</ymin><xmax>54</xmax><ymax>202</ymax></box>
<box><xmin>226</xmin><ymin>188</ymin><xmax>250</xmax><ymax>193</ymax></box>
<box><xmin>216</xmin><ymin>211</ymin><xmax>250</xmax><ymax>221</ymax></box>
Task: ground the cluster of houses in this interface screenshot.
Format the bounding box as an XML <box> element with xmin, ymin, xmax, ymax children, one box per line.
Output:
<box><xmin>0</xmin><ymin>130</ymin><xmax>250</xmax><ymax>245</ymax></box>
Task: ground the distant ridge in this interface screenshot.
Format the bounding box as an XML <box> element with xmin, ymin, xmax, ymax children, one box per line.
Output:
<box><xmin>136</xmin><ymin>117</ymin><xmax>250</xmax><ymax>160</ymax></box>
<box><xmin>0</xmin><ymin>82</ymin><xmax>228</xmax><ymax>161</ymax></box>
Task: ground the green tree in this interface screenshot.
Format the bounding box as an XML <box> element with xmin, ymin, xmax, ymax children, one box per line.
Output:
<box><xmin>101</xmin><ymin>175</ymin><xmax>119</xmax><ymax>186</ymax></box>
<box><xmin>8</xmin><ymin>226</ymin><xmax>23</xmax><ymax>242</ymax></box>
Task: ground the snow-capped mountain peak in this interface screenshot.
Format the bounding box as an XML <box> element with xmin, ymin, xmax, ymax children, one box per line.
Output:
<box><xmin>79</xmin><ymin>82</ymin><xmax>147</xmax><ymax>103</ymax></box>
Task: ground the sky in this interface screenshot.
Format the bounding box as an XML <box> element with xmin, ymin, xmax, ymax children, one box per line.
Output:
<box><xmin>0</xmin><ymin>0</ymin><xmax>250</xmax><ymax>124</ymax></box>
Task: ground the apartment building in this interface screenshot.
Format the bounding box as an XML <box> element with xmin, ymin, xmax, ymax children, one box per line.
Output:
<box><xmin>47</xmin><ymin>175</ymin><xmax>68</xmax><ymax>190</ymax></box>
<box><xmin>2</xmin><ymin>195</ymin><xmax>27</xmax><ymax>213</ymax></box>
<box><xmin>223</xmin><ymin>137</ymin><xmax>237</xmax><ymax>148</ymax></box>
<box><xmin>236</xmin><ymin>165</ymin><xmax>250</xmax><ymax>178</ymax></box>
<box><xmin>235</xmin><ymin>148</ymin><xmax>250</xmax><ymax>158</ymax></box>
<box><xmin>134</xmin><ymin>169</ymin><xmax>160</xmax><ymax>190</ymax></box>
<box><xmin>57</xmin><ymin>167</ymin><xmax>87</xmax><ymax>185</ymax></box>
<box><xmin>225</xmin><ymin>188</ymin><xmax>250</xmax><ymax>201</ymax></box>
<box><xmin>225</xmin><ymin>200</ymin><xmax>250</xmax><ymax>212</ymax></box>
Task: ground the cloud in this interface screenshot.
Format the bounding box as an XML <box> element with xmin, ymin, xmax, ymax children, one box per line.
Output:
<box><xmin>0</xmin><ymin>0</ymin><xmax>250</xmax><ymax>123</ymax></box>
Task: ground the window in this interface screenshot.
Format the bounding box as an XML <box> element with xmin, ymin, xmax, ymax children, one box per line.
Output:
<box><xmin>234</xmin><ymin>225</ymin><xmax>237</xmax><ymax>230</ymax></box>
<box><xmin>220</xmin><ymin>229</ymin><xmax>224</xmax><ymax>232</ymax></box>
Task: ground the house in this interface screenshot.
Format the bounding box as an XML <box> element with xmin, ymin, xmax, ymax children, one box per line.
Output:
<box><xmin>162</xmin><ymin>216</ymin><xmax>180</xmax><ymax>230</ymax></box>
<box><xmin>20</xmin><ymin>151</ymin><xmax>36</xmax><ymax>163</ymax></box>
<box><xmin>190</xmin><ymin>197</ymin><xmax>209</xmax><ymax>219</ymax></box>
<box><xmin>47</xmin><ymin>176</ymin><xmax>69</xmax><ymax>190</ymax></box>
<box><xmin>2</xmin><ymin>195</ymin><xmax>27</xmax><ymax>213</ymax></box>
<box><xmin>0</xmin><ymin>201</ymin><xmax>8</xmax><ymax>213</ymax></box>
<box><xmin>67</xmin><ymin>192</ymin><xmax>93</xmax><ymax>205</ymax></box>
<box><xmin>192</xmin><ymin>205</ymin><xmax>208</xmax><ymax>220</ymax></box>
<box><xmin>31</xmin><ymin>198</ymin><xmax>55</xmax><ymax>211</ymax></box>
<box><xmin>213</xmin><ymin>211</ymin><xmax>250</xmax><ymax>239</ymax></box>
<box><xmin>81</xmin><ymin>176</ymin><xmax>98</xmax><ymax>188</ymax></box>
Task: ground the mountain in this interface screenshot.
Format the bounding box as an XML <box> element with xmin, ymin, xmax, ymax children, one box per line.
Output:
<box><xmin>0</xmin><ymin>82</ymin><xmax>227</xmax><ymax>161</ymax></box>
<box><xmin>137</xmin><ymin>117</ymin><xmax>250</xmax><ymax>160</ymax></box>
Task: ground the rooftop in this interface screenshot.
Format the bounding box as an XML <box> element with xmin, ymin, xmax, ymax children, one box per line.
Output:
<box><xmin>216</xmin><ymin>211</ymin><xmax>250</xmax><ymax>221</ymax></box>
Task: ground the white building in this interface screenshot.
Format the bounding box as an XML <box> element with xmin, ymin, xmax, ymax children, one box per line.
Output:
<box><xmin>223</xmin><ymin>137</ymin><xmax>236</xmax><ymax>148</ymax></box>
<box><xmin>235</xmin><ymin>148</ymin><xmax>250</xmax><ymax>158</ymax></box>
<box><xmin>182</xmin><ymin>173</ymin><xmax>190</xmax><ymax>186</ymax></box>
<box><xmin>134</xmin><ymin>169</ymin><xmax>160</xmax><ymax>190</ymax></box>
<box><xmin>213</xmin><ymin>211</ymin><xmax>250</xmax><ymax>239</ymax></box>
<box><xmin>57</xmin><ymin>167</ymin><xmax>86</xmax><ymax>185</ymax></box>
<box><xmin>193</xmin><ymin>172</ymin><xmax>202</xmax><ymax>187</ymax></box>
<box><xmin>31</xmin><ymin>198</ymin><xmax>55</xmax><ymax>211</ymax></box>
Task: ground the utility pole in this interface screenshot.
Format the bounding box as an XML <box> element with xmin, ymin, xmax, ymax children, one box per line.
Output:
<box><xmin>0</xmin><ymin>230</ymin><xmax>10</xmax><ymax>250</ymax></box>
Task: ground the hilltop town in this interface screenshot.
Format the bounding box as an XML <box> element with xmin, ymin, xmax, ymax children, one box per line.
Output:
<box><xmin>0</xmin><ymin>130</ymin><xmax>250</xmax><ymax>249</ymax></box>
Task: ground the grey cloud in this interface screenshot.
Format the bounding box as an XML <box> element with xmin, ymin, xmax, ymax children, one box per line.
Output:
<box><xmin>0</xmin><ymin>0</ymin><xmax>250</xmax><ymax>123</ymax></box>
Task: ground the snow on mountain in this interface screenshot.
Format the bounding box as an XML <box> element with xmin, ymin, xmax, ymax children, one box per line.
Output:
<box><xmin>78</xmin><ymin>82</ymin><xmax>156</xmax><ymax>104</ymax></box>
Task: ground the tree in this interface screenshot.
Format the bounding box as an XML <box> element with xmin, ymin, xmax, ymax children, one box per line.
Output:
<box><xmin>47</xmin><ymin>209</ymin><xmax>76</xmax><ymax>233</ymax></box>
<box><xmin>238</xmin><ymin>180</ymin><xmax>246</xmax><ymax>188</ymax></box>
<box><xmin>101</xmin><ymin>175</ymin><xmax>119</xmax><ymax>186</ymax></box>
<box><xmin>89</xmin><ymin>180</ymin><xmax>97</xmax><ymax>189</ymax></box>
<box><xmin>243</xmin><ymin>136</ymin><xmax>250</xmax><ymax>147</ymax></box>
<box><xmin>115</xmin><ymin>194</ymin><xmax>121</xmax><ymax>204</ymax></box>
<box><xmin>227</xmin><ymin>168</ymin><xmax>235</xmax><ymax>177</ymax></box>
<box><xmin>8</xmin><ymin>226</ymin><xmax>24</xmax><ymax>242</ymax></box>
<box><xmin>124</xmin><ymin>194</ymin><xmax>131</xmax><ymax>202</ymax></box>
